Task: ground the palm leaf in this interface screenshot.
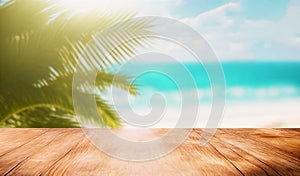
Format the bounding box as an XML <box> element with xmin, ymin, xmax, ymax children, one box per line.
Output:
<box><xmin>0</xmin><ymin>0</ymin><xmax>153</xmax><ymax>127</ymax></box>
<box><xmin>1</xmin><ymin>106</ymin><xmax>79</xmax><ymax>128</ymax></box>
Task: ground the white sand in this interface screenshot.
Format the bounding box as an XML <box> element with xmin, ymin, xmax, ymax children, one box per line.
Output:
<box><xmin>121</xmin><ymin>98</ymin><xmax>300</xmax><ymax>128</ymax></box>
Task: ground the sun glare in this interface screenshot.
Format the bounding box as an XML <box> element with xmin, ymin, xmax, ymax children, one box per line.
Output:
<box><xmin>56</xmin><ymin>0</ymin><xmax>110</xmax><ymax>12</ymax></box>
<box><xmin>54</xmin><ymin>0</ymin><xmax>140</xmax><ymax>13</ymax></box>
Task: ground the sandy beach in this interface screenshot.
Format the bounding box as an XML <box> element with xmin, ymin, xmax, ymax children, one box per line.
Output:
<box><xmin>120</xmin><ymin>98</ymin><xmax>300</xmax><ymax>128</ymax></box>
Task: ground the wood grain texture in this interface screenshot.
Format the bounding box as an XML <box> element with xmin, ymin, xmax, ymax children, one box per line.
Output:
<box><xmin>0</xmin><ymin>129</ymin><xmax>299</xmax><ymax>175</ymax></box>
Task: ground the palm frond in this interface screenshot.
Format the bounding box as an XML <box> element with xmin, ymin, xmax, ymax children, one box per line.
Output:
<box><xmin>96</xmin><ymin>96</ymin><xmax>121</xmax><ymax>128</ymax></box>
<box><xmin>0</xmin><ymin>0</ymin><xmax>153</xmax><ymax>127</ymax></box>
<box><xmin>1</xmin><ymin>106</ymin><xmax>79</xmax><ymax>128</ymax></box>
<box><xmin>96</xmin><ymin>72</ymin><xmax>138</xmax><ymax>95</ymax></box>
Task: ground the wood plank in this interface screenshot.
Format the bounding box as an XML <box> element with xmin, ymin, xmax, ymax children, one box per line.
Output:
<box><xmin>0</xmin><ymin>129</ymin><xmax>48</xmax><ymax>157</ymax></box>
<box><xmin>0</xmin><ymin>129</ymin><xmax>299</xmax><ymax>175</ymax></box>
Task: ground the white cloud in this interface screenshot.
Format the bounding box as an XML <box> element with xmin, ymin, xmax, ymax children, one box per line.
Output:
<box><xmin>181</xmin><ymin>0</ymin><xmax>300</xmax><ymax>60</ymax></box>
<box><xmin>99</xmin><ymin>0</ymin><xmax>300</xmax><ymax>61</ymax></box>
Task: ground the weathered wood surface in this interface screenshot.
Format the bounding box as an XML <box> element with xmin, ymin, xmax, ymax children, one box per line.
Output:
<box><xmin>0</xmin><ymin>129</ymin><xmax>299</xmax><ymax>175</ymax></box>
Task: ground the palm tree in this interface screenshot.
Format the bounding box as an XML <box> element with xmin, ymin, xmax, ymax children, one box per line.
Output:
<box><xmin>0</xmin><ymin>0</ymin><xmax>152</xmax><ymax>127</ymax></box>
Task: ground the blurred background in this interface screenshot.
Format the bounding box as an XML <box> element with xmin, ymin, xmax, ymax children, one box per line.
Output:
<box><xmin>1</xmin><ymin>0</ymin><xmax>299</xmax><ymax>128</ymax></box>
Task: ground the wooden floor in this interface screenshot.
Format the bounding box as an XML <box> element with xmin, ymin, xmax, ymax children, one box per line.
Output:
<box><xmin>0</xmin><ymin>129</ymin><xmax>299</xmax><ymax>175</ymax></box>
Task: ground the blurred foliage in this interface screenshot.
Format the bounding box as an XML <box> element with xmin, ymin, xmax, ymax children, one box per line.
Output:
<box><xmin>0</xmin><ymin>0</ymin><xmax>152</xmax><ymax>127</ymax></box>
<box><xmin>1</xmin><ymin>106</ymin><xmax>80</xmax><ymax>128</ymax></box>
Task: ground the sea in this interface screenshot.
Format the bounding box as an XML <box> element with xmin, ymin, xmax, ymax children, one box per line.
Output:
<box><xmin>105</xmin><ymin>61</ymin><xmax>300</xmax><ymax>127</ymax></box>
<box><xmin>116</xmin><ymin>61</ymin><xmax>300</xmax><ymax>102</ymax></box>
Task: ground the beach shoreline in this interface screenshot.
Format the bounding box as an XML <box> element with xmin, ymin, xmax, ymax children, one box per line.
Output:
<box><xmin>120</xmin><ymin>98</ymin><xmax>300</xmax><ymax>128</ymax></box>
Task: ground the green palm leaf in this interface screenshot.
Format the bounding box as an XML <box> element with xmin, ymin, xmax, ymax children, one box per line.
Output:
<box><xmin>1</xmin><ymin>106</ymin><xmax>80</xmax><ymax>128</ymax></box>
<box><xmin>0</xmin><ymin>0</ymin><xmax>152</xmax><ymax>127</ymax></box>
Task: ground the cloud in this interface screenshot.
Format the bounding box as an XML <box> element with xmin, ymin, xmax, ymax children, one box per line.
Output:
<box><xmin>181</xmin><ymin>0</ymin><xmax>300</xmax><ymax>60</ymax></box>
<box><xmin>102</xmin><ymin>0</ymin><xmax>299</xmax><ymax>61</ymax></box>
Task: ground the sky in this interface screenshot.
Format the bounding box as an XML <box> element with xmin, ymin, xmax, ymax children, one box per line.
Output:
<box><xmin>104</xmin><ymin>0</ymin><xmax>300</xmax><ymax>61</ymax></box>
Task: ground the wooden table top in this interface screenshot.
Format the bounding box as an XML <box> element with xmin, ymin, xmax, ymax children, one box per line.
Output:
<box><xmin>0</xmin><ymin>129</ymin><xmax>299</xmax><ymax>175</ymax></box>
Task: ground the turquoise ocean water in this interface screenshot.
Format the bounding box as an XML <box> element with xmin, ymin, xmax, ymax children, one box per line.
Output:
<box><xmin>116</xmin><ymin>61</ymin><xmax>300</xmax><ymax>103</ymax></box>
